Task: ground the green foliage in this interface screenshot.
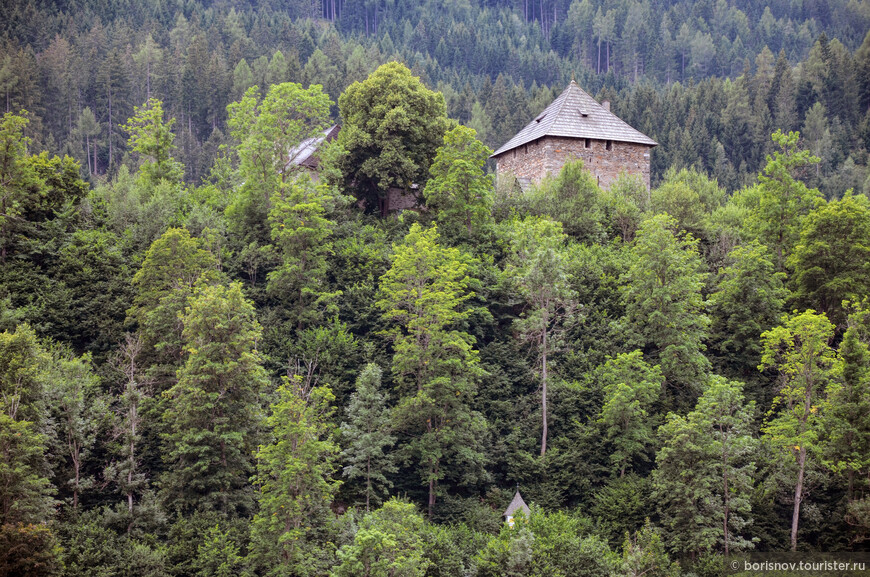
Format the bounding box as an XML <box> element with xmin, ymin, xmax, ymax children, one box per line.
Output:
<box><xmin>789</xmin><ymin>193</ymin><xmax>870</xmax><ymax>327</ymax></box>
<box><xmin>619</xmin><ymin>213</ymin><xmax>710</xmax><ymax>396</ymax></box>
<box><xmin>708</xmin><ymin>241</ymin><xmax>789</xmax><ymax>389</ymax></box>
<box><xmin>760</xmin><ymin>309</ymin><xmax>836</xmax><ymax>551</ymax></box>
<box><xmin>597</xmin><ymin>351</ymin><xmax>662</xmax><ymax>477</ymax></box>
<box><xmin>340</xmin><ymin>363</ymin><xmax>396</xmax><ymax>512</ymax></box>
<box><xmin>161</xmin><ymin>281</ymin><xmax>267</xmax><ymax>515</ymax></box>
<box><xmin>333</xmin><ymin>62</ymin><xmax>449</xmax><ymax>214</ymax></box>
<box><xmin>620</xmin><ymin>520</ymin><xmax>680</xmax><ymax>577</ymax></box>
<box><xmin>475</xmin><ymin>508</ymin><xmax>619</xmax><ymax>577</ymax></box>
<box><xmin>825</xmin><ymin>306</ymin><xmax>870</xmax><ymax>501</ymax></box>
<box><xmin>129</xmin><ymin>227</ymin><xmax>221</xmax><ymax>387</ymax></box>
<box><xmin>651</xmin><ymin>167</ymin><xmax>727</xmax><ymax>242</ymax></box>
<box><xmin>43</xmin><ymin>345</ymin><xmax>105</xmax><ymax>509</ymax></box>
<box><xmin>743</xmin><ymin>130</ymin><xmax>823</xmax><ymax>270</ymax></box>
<box><xmin>332</xmin><ymin>499</ymin><xmax>430</xmax><ymax>577</ymax></box>
<box><xmin>653</xmin><ymin>376</ymin><xmax>757</xmax><ymax>555</ymax></box>
<box><xmin>0</xmin><ymin>414</ymin><xmax>55</xmax><ymax>526</ymax></box>
<box><xmin>226</xmin><ymin>82</ymin><xmax>332</xmax><ymax>243</ymax></box>
<box><xmin>266</xmin><ymin>177</ymin><xmax>340</xmax><ymax>330</ymax></box>
<box><xmin>250</xmin><ymin>380</ymin><xmax>339</xmax><ymax>576</ymax></box>
<box><xmin>0</xmin><ymin>111</ymin><xmax>42</xmax><ymax>263</ymax></box>
<box><xmin>0</xmin><ymin>522</ymin><xmax>61</xmax><ymax>577</ymax></box>
<box><xmin>505</xmin><ymin>216</ymin><xmax>577</xmax><ymax>455</ymax></box>
<box><xmin>530</xmin><ymin>159</ymin><xmax>605</xmax><ymax>244</ymax></box>
<box><xmin>193</xmin><ymin>524</ymin><xmax>245</xmax><ymax>577</ymax></box>
<box><xmin>122</xmin><ymin>98</ymin><xmax>183</xmax><ymax>187</ymax></box>
<box><xmin>377</xmin><ymin>223</ymin><xmax>487</xmax><ymax>514</ymax></box>
<box><xmin>590</xmin><ymin>474</ymin><xmax>652</xmax><ymax>547</ymax></box>
<box><xmin>424</xmin><ymin>125</ymin><xmax>494</xmax><ymax>244</ymax></box>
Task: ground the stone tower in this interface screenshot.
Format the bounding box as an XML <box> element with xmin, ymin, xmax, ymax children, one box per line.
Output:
<box><xmin>491</xmin><ymin>81</ymin><xmax>657</xmax><ymax>190</ymax></box>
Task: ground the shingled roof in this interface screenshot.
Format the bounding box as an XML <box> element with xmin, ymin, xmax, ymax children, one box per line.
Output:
<box><xmin>491</xmin><ymin>81</ymin><xmax>657</xmax><ymax>157</ymax></box>
<box><xmin>503</xmin><ymin>490</ymin><xmax>531</xmax><ymax>518</ymax></box>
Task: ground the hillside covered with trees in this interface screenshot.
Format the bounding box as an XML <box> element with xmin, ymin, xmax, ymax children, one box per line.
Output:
<box><xmin>2</xmin><ymin>0</ymin><xmax>870</xmax><ymax>575</ymax></box>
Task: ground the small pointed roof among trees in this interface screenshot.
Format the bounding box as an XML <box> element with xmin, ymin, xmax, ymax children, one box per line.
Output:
<box><xmin>503</xmin><ymin>490</ymin><xmax>531</xmax><ymax>518</ymax></box>
<box><xmin>491</xmin><ymin>80</ymin><xmax>657</xmax><ymax>157</ymax></box>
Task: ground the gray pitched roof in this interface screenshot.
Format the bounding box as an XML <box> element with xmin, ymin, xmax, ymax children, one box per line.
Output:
<box><xmin>286</xmin><ymin>124</ymin><xmax>340</xmax><ymax>170</ymax></box>
<box><xmin>491</xmin><ymin>81</ymin><xmax>657</xmax><ymax>157</ymax></box>
<box><xmin>503</xmin><ymin>491</ymin><xmax>531</xmax><ymax>518</ymax></box>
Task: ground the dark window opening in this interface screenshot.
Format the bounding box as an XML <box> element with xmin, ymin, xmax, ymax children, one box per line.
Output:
<box><xmin>606</xmin><ymin>140</ymin><xmax>613</xmax><ymax>151</ymax></box>
<box><xmin>585</xmin><ymin>138</ymin><xmax>591</xmax><ymax>148</ymax></box>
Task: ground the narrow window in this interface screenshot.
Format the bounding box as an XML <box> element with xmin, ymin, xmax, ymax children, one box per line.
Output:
<box><xmin>606</xmin><ymin>140</ymin><xmax>613</xmax><ymax>151</ymax></box>
<box><xmin>585</xmin><ymin>138</ymin><xmax>591</xmax><ymax>149</ymax></box>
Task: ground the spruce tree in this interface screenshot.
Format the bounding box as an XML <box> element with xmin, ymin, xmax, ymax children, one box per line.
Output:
<box><xmin>340</xmin><ymin>363</ymin><xmax>396</xmax><ymax>512</ymax></box>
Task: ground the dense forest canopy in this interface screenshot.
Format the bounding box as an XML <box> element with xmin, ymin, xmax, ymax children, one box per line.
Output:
<box><xmin>2</xmin><ymin>0</ymin><xmax>870</xmax><ymax>575</ymax></box>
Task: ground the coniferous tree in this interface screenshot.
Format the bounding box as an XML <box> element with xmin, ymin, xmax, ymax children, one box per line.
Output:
<box><xmin>161</xmin><ymin>282</ymin><xmax>268</xmax><ymax>515</ymax></box>
<box><xmin>250</xmin><ymin>379</ymin><xmax>340</xmax><ymax>576</ymax></box>
<box><xmin>654</xmin><ymin>376</ymin><xmax>757</xmax><ymax>556</ymax></box>
<box><xmin>340</xmin><ymin>363</ymin><xmax>396</xmax><ymax>512</ymax></box>
<box><xmin>619</xmin><ymin>214</ymin><xmax>710</xmax><ymax>398</ymax></box>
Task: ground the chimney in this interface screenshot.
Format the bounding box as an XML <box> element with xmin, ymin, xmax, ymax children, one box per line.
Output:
<box><xmin>602</xmin><ymin>100</ymin><xmax>610</xmax><ymax>111</ymax></box>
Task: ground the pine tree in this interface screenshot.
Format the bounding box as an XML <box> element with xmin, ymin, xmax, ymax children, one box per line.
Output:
<box><xmin>340</xmin><ymin>363</ymin><xmax>396</xmax><ymax>512</ymax></box>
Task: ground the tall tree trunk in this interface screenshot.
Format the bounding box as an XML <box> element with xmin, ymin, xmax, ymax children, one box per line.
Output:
<box><xmin>723</xmin><ymin>450</ymin><xmax>730</xmax><ymax>555</ymax></box>
<box><xmin>85</xmin><ymin>133</ymin><xmax>92</xmax><ymax>175</ymax></box>
<box><xmin>541</xmin><ymin>308</ymin><xmax>549</xmax><ymax>456</ymax></box>
<box><xmin>791</xmin><ymin>447</ymin><xmax>806</xmax><ymax>551</ymax></box>
<box><xmin>107</xmin><ymin>86</ymin><xmax>114</xmax><ymax>169</ymax></box>
<box><xmin>597</xmin><ymin>39</ymin><xmax>601</xmax><ymax>74</ymax></box>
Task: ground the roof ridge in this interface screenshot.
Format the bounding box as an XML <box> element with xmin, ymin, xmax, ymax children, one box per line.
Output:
<box><xmin>491</xmin><ymin>82</ymin><xmax>657</xmax><ymax>157</ymax></box>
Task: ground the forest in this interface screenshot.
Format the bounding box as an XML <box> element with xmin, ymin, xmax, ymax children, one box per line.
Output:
<box><xmin>2</xmin><ymin>0</ymin><xmax>870</xmax><ymax>575</ymax></box>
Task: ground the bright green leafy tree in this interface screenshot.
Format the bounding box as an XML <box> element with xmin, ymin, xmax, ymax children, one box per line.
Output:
<box><xmin>334</xmin><ymin>62</ymin><xmax>449</xmax><ymax>215</ymax></box>
<box><xmin>597</xmin><ymin>351</ymin><xmax>663</xmax><ymax>477</ymax></box>
<box><xmin>226</xmin><ymin>82</ymin><xmax>332</xmax><ymax>243</ymax></box>
<box><xmin>332</xmin><ymin>499</ymin><xmax>430</xmax><ymax>577</ymax></box>
<box><xmin>760</xmin><ymin>309</ymin><xmax>836</xmax><ymax>551</ymax></box>
<box><xmin>377</xmin><ymin>223</ymin><xmax>487</xmax><ymax>516</ymax></box>
<box><xmin>424</xmin><ymin>125</ymin><xmax>493</xmax><ymax>244</ymax></box>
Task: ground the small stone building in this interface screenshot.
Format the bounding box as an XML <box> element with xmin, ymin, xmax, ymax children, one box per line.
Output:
<box><xmin>491</xmin><ymin>81</ymin><xmax>657</xmax><ymax>190</ymax></box>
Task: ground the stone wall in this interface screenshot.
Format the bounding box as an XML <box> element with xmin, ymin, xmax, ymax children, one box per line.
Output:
<box><xmin>495</xmin><ymin>136</ymin><xmax>653</xmax><ymax>190</ymax></box>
